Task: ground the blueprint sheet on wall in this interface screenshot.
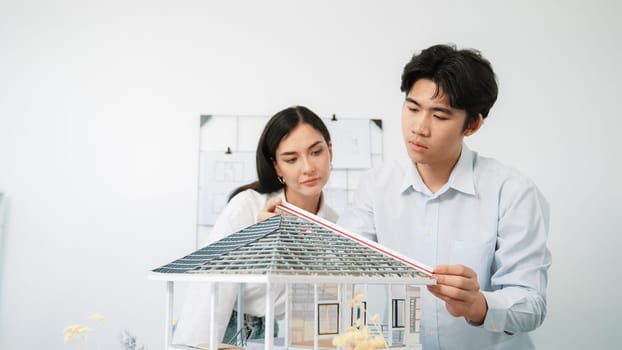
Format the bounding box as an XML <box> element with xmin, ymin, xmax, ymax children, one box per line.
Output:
<box><xmin>196</xmin><ymin>114</ymin><xmax>383</xmax><ymax>247</ymax></box>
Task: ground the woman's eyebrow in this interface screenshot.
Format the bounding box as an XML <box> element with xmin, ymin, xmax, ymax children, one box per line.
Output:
<box><xmin>279</xmin><ymin>140</ymin><xmax>323</xmax><ymax>156</ymax></box>
<box><xmin>306</xmin><ymin>140</ymin><xmax>323</xmax><ymax>150</ymax></box>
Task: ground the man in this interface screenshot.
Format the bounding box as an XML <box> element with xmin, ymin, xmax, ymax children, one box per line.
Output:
<box><xmin>338</xmin><ymin>44</ymin><xmax>551</xmax><ymax>349</ymax></box>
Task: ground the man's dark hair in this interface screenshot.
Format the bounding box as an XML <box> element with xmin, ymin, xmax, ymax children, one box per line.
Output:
<box><xmin>400</xmin><ymin>44</ymin><xmax>498</xmax><ymax>129</ymax></box>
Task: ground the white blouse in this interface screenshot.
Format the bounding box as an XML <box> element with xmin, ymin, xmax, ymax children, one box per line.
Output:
<box><xmin>207</xmin><ymin>188</ymin><xmax>338</xmax><ymax>245</ymax></box>
<box><xmin>173</xmin><ymin>189</ymin><xmax>338</xmax><ymax>346</ymax></box>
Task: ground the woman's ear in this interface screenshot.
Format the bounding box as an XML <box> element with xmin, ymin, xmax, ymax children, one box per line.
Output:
<box><xmin>272</xmin><ymin>158</ymin><xmax>282</xmax><ymax>177</ymax></box>
<box><xmin>328</xmin><ymin>141</ymin><xmax>333</xmax><ymax>163</ymax></box>
<box><xmin>464</xmin><ymin>114</ymin><xmax>483</xmax><ymax>136</ymax></box>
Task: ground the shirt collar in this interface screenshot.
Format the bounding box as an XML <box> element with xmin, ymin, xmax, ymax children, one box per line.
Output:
<box><xmin>316</xmin><ymin>192</ymin><xmax>330</xmax><ymax>217</ymax></box>
<box><xmin>447</xmin><ymin>144</ymin><xmax>476</xmax><ymax>196</ymax></box>
<box><xmin>279</xmin><ymin>189</ymin><xmax>330</xmax><ymax>217</ymax></box>
<box><xmin>399</xmin><ymin>143</ymin><xmax>476</xmax><ymax>196</ymax></box>
<box><xmin>400</xmin><ymin>160</ymin><xmax>427</xmax><ymax>194</ymax></box>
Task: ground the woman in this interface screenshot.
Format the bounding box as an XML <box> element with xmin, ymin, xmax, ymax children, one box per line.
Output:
<box><xmin>173</xmin><ymin>105</ymin><xmax>337</xmax><ymax>347</ymax></box>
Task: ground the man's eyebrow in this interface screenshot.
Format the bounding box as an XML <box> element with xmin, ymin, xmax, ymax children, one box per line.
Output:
<box><xmin>432</xmin><ymin>106</ymin><xmax>453</xmax><ymax>115</ymax></box>
<box><xmin>405</xmin><ymin>97</ymin><xmax>453</xmax><ymax>115</ymax></box>
<box><xmin>278</xmin><ymin>140</ymin><xmax>323</xmax><ymax>156</ymax></box>
<box><xmin>405</xmin><ymin>97</ymin><xmax>420</xmax><ymax>106</ymax></box>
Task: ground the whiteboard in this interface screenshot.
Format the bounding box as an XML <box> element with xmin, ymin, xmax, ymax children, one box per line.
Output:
<box><xmin>196</xmin><ymin>114</ymin><xmax>383</xmax><ymax>247</ymax></box>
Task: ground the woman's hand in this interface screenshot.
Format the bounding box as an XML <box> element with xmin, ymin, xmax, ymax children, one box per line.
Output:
<box><xmin>256</xmin><ymin>197</ymin><xmax>283</xmax><ymax>222</ymax></box>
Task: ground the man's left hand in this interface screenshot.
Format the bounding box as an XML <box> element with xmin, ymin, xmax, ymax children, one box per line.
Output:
<box><xmin>427</xmin><ymin>264</ymin><xmax>488</xmax><ymax>325</ymax></box>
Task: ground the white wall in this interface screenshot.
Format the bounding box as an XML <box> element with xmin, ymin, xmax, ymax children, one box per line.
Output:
<box><xmin>1</xmin><ymin>0</ymin><xmax>620</xmax><ymax>349</ymax></box>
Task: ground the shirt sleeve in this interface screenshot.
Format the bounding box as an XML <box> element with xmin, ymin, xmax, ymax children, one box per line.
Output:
<box><xmin>205</xmin><ymin>190</ymin><xmax>258</xmax><ymax>245</ymax></box>
<box><xmin>175</xmin><ymin>190</ymin><xmax>262</xmax><ymax>345</ymax></box>
<box><xmin>337</xmin><ymin>169</ymin><xmax>378</xmax><ymax>241</ymax></box>
<box><xmin>480</xmin><ymin>178</ymin><xmax>551</xmax><ymax>334</ymax></box>
<box><xmin>173</xmin><ymin>282</ymin><xmax>238</xmax><ymax>345</ymax></box>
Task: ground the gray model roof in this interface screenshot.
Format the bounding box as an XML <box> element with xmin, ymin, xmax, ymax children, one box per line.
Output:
<box><xmin>153</xmin><ymin>214</ymin><xmax>429</xmax><ymax>279</ymax></box>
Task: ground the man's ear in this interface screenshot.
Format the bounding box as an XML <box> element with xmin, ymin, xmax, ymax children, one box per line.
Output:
<box><xmin>464</xmin><ymin>114</ymin><xmax>483</xmax><ymax>136</ymax></box>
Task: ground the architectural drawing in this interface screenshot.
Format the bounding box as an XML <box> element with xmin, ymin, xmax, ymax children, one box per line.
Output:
<box><xmin>196</xmin><ymin>114</ymin><xmax>383</xmax><ymax>248</ymax></box>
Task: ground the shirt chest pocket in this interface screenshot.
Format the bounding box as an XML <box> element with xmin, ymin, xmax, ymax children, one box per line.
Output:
<box><xmin>448</xmin><ymin>239</ymin><xmax>496</xmax><ymax>289</ymax></box>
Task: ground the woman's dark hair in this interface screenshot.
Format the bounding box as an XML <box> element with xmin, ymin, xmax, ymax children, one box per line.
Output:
<box><xmin>228</xmin><ymin>106</ymin><xmax>331</xmax><ymax>201</ymax></box>
<box><xmin>400</xmin><ymin>44</ymin><xmax>498</xmax><ymax>129</ymax></box>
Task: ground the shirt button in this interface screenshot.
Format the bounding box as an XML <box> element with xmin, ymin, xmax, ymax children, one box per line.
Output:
<box><xmin>491</xmin><ymin>323</ymin><xmax>497</xmax><ymax>330</ymax></box>
<box><xmin>428</xmin><ymin>329</ymin><xmax>435</xmax><ymax>336</ymax></box>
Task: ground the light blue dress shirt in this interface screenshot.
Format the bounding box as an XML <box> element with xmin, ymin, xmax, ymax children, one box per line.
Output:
<box><xmin>338</xmin><ymin>145</ymin><xmax>551</xmax><ymax>350</ymax></box>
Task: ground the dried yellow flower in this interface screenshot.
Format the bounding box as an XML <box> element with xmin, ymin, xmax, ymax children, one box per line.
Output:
<box><xmin>87</xmin><ymin>313</ymin><xmax>106</xmax><ymax>321</ymax></box>
<box><xmin>63</xmin><ymin>324</ymin><xmax>90</xmax><ymax>343</ymax></box>
<box><xmin>349</xmin><ymin>291</ymin><xmax>365</xmax><ymax>309</ymax></box>
<box><xmin>333</xmin><ymin>293</ymin><xmax>388</xmax><ymax>350</ymax></box>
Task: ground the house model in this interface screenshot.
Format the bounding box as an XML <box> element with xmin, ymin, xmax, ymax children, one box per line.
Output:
<box><xmin>150</xmin><ymin>202</ymin><xmax>435</xmax><ymax>350</ymax></box>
